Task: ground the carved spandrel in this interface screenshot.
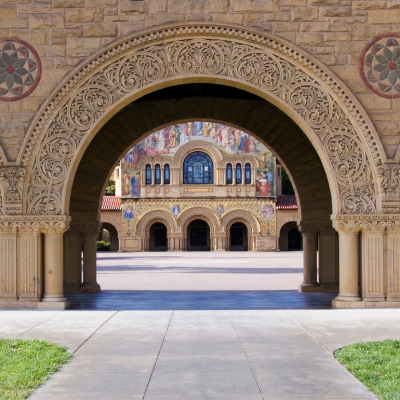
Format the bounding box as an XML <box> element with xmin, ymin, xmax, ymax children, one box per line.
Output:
<box><xmin>24</xmin><ymin>32</ymin><xmax>378</xmax><ymax>216</ymax></box>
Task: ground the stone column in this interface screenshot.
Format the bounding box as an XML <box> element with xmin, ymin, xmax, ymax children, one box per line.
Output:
<box><xmin>360</xmin><ymin>221</ymin><xmax>386</xmax><ymax>302</ymax></box>
<box><xmin>63</xmin><ymin>223</ymin><xmax>82</xmax><ymax>293</ymax></box>
<box><xmin>332</xmin><ymin>219</ymin><xmax>362</xmax><ymax>307</ymax></box>
<box><xmin>0</xmin><ymin>222</ymin><xmax>17</xmax><ymax>303</ymax></box>
<box><xmin>81</xmin><ymin>222</ymin><xmax>101</xmax><ymax>293</ymax></box>
<box><xmin>319</xmin><ymin>224</ymin><xmax>338</xmax><ymax>292</ymax></box>
<box><xmin>40</xmin><ymin>221</ymin><xmax>70</xmax><ymax>309</ymax></box>
<box><xmin>298</xmin><ymin>223</ymin><xmax>320</xmax><ymax>292</ymax></box>
<box><xmin>387</xmin><ymin>221</ymin><xmax>400</xmax><ymax>302</ymax></box>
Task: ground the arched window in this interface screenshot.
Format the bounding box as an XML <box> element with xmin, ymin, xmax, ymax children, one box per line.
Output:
<box><xmin>226</xmin><ymin>163</ymin><xmax>232</xmax><ymax>184</ymax></box>
<box><xmin>155</xmin><ymin>164</ymin><xmax>161</xmax><ymax>185</ymax></box>
<box><xmin>236</xmin><ymin>163</ymin><xmax>242</xmax><ymax>184</ymax></box>
<box><xmin>164</xmin><ymin>164</ymin><xmax>170</xmax><ymax>185</ymax></box>
<box><xmin>183</xmin><ymin>151</ymin><xmax>213</xmax><ymax>184</ymax></box>
<box><xmin>245</xmin><ymin>163</ymin><xmax>251</xmax><ymax>184</ymax></box>
<box><xmin>146</xmin><ymin>164</ymin><xmax>151</xmax><ymax>185</ymax></box>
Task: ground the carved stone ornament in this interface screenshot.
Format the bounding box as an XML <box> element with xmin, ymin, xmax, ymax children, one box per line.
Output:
<box><xmin>0</xmin><ymin>215</ymin><xmax>70</xmax><ymax>234</ymax></box>
<box><xmin>0</xmin><ymin>167</ymin><xmax>26</xmax><ymax>215</ymax></box>
<box><xmin>68</xmin><ymin>221</ymin><xmax>101</xmax><ymax>236</ymax></box>
<box><xmin>298</xmin><ymin>221</ymin><xmax>332</xmax><ymax>235</ymax></box>
<box><xmin>23</xmin><ymin>24</ymin><xmax>381</xmax><ymax>216</ymax></box>
<box><xmin>377</xmin><ymin>164</ymin><xmax>400</xmax><ymax>213</ymax></box>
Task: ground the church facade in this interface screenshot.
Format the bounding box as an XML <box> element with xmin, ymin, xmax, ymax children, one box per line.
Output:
<box><xmin>101</xmin><ymin>122</ymin><xmax>301</xmax><ymax>253</ymax></box>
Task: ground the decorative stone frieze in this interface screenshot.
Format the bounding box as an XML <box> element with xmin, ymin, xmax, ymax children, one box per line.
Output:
<box><xmin>0</xmin><ymin>167</ymin><xmax>26</xmax><ymax>215</ymax></box>
<box><xmin>22</xmin><ymin>24</ymin><xmax>382</xmax><ymax>217</ymax></box>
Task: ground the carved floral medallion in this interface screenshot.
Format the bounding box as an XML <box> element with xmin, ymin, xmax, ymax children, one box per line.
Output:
<box><xmin>0</xmin><ymin>38</ymin><xmax>41</xmax><ymax>102</ymax></box>
<box><xmin>360</xmin><ymin>34</ymin><xmax>400</xmax><ymax>99</ymax></box>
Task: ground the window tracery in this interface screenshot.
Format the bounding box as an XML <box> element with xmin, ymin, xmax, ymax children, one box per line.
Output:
<box><xmin>183</xmin><ymin>151</ymin><xmax>213</xmax><ymax>184</ymax></box>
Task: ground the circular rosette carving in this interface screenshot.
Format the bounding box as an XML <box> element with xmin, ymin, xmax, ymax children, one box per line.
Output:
<box><xmin>67</xmin><ymin>85</ymin><xmax>114</xmax><ymax>132</ymax></box>
<box><xmin>27</xmin><ymin>187</ymin><xmax>62</xmax><ymax>215</ymax></box>
<box><xmin>173</xmin><ymin>40</ymin><xmax>225</xmax><ymax>75</ymax></box>
<box><xmin>36</xmin><ymin>136</ymin><xmax>77</xmax><ymax>185</ymax></box>
<box><xmin>286</xmin><ymin>83</ymin><xmax>332</xmax><ymax>129</ymax></box>
<box><xmin>116</xmin><ymin>51</ymin><xmax>166</xmax><ymax>92</ymax></box>
<box><xmin>233</xmin><ymin>51</ymin><xmax>284</xmax><ymax>91</ymax></box>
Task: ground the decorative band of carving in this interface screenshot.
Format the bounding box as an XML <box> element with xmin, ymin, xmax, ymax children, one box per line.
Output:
<box><xmin>23</xmin><ymin>24</ymin><xmax>380</xmax><ymax>216</ymax></box>
<box><xmin>0</xmin><ymin>214</ymin><xmax>70</xmax><ymax>233</ymax></box>
<box><xmin>69</xmin><ymin>221</ymin><xmax>101</xmax><ymax>236</ymax></box>
<box><xmin>299</xmin><ymin>221</ymin><xmax>333</xmax><ymax>235</ymax></box>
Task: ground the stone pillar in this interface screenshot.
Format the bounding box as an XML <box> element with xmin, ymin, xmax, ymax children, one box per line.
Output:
<box><xmin>298</xmin><ymin>223</ymin><xmax>320</xmax><ymax>292</ymax></box>
<box><xmin>0</xmin><ymin>222</ymin><xmax>17</xmax><ymax>303</ymax></box>
<box><xmin>81</xmin><ymin>222</ymin><xmax>101</xmax><ymax>293</ymax></box>
<box><xmin>18</xmin><ymin>224</ymin><xmax>42</xmax><ymax>303</ymax></box>
<box><xmin>40</xmin><ymin>221</ymin><xmax>70</xmax><ymax>309</ymax></box>
<box><xmin>319</xmin><ymin>224</ymin><xmax>338</xmax><ymax>292</ymax></box>
<box><xmin>332</xmin><ymin>219</ymin><xmax>362</xmax><ymax>307</ymax></box>
<box><xmin>360</xmin><ymin>221</ymin><xmax>386</xmax><ymax>302</ymax></box>
<box><xmin>387</xmin><ymin>221</ymin><xmax>400</xmax><ymax>302</ymax></box>
<box><xmin>63</xmin><ymin>224</ymin><xmax>82</xmax><ymax>293</ymax></box>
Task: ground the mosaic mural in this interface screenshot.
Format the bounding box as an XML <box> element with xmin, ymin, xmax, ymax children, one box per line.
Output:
<box><xmin>121</xmin><ymin>198</ymin><xmax>276</xmax><ymax>237</ymax></box>
<box><xmin>121</xmin><ymin>122</ymin><xmax>275</xmax><ymax>198</ymax></box>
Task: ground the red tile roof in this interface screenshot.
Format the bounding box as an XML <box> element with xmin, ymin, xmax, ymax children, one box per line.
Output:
<box><xmin>276</xmin><ymin>195</ymin><xmax>298</xmax><ymax>210</ymax></box>
<box><xmin>102</xmin><ymin>196</ymin><xmax>121</xmax><ymax>211</ymax></box>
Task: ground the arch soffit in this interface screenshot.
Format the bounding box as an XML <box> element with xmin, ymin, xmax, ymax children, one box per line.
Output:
<box><xmin>136</xmin><ymin>210</ymin><xmax>178</xmax><ymax>235</ymax></box>
<box><xmin>178</xmin><ymin>206</ymin><xmax>221</xmax><ymax>233</ymax></box>
<box><xmin>20</xmin><ymin>23</ymin><xmax>384</xmax><ymax>217</ymax></box>
<box><xmin>221</xmin><ymin>209</ymin><xmax>261</xmax><ymax>234</ymax></box>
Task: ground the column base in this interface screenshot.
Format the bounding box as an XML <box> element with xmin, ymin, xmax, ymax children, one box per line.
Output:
<box><xmin>80</xmin><ymin>282</ymin><xmax>101</xmax><ymax>293</ymax></box>
<box><xmin>320</xmin><ymin>283</ymin><xmax>339</xmax><ymax>293</ymax></box>
<box><xmin>334</xmin><ymin>293</ymin><xmax>362</xmax><ymax>301</ymax></box>
<box><xmin>298</xmin><ymin>283</ymin><xmax>321</xmax><ymax>292</ymax></box>
<box><xmin>63</xmin><ymin>284</ymin><xmax>82</xmax><ymax>294</ymax></box>
<box><xmin>38</xmin><ymin>300</ymin><xmax>70</xmax><ymax>309</ymax></box>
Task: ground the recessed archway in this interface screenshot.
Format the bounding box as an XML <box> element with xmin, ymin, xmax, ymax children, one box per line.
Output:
<box><xmin>187</xmin><ymin>219</ymin><xmax>210</xmax><ymax>251</ymax></box>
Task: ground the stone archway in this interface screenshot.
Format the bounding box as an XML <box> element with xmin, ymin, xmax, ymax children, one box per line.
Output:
<box><xmin>1</xmin><ymin>23</ymin><xmax>398</xmax><ymax>309</ymax></box>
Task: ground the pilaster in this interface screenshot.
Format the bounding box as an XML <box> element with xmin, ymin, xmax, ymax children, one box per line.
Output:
<box><xmin>318</xmin><ymin>224</ymin><xmax>338</xmax><ymax>292</ymax></box>
<box><xmin>387</xmin><ymin>221</ymin><xmax>400</xmax><ymax>302</ymax></box>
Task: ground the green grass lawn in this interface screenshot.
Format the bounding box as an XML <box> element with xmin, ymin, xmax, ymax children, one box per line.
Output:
<box><xmin>0</xmin><ymin>338</ymin><xmax>72</xmax><ymax>400</ymax></box>
<box><xmin>334</xmin><ymin>339</ymin><xmax>400</xmax><ymax>400</ymax></box>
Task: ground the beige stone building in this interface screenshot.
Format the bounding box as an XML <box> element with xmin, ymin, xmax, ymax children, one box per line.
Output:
<box><xmin>99</xmin><ymin>125</ymin><xmax>301</xmax><ymax>254</ymax></box>
<box><xmin>0</xmin><ymin>1</ymin><xmax>400</xmax><ymax>309</ymax></box>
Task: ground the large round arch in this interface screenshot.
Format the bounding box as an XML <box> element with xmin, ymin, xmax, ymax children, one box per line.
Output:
<box><xmin>21</xmin><ymin>23</ymin><xmax>383</xmax><ymax>221</ymax></box>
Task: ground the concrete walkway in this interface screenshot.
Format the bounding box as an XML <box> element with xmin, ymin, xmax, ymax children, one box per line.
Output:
<box><xmin>3</xmin><ymin>309</ymin><xmax>400</xmax><ymax>399</ymax></box>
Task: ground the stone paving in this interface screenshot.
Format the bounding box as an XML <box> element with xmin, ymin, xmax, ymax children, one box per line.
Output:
<box><xmin>4</xmin><ymin>309</ymin><xmax>399</xmax><ymax>399</ymax></box>
<box><xmin>2</xmin><ymin>253</ymin><xmax>397</xmax><ymax>399</ymax></box>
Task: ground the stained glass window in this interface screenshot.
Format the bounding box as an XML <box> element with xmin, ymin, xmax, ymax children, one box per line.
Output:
<box><xmin>227</xmin><ymin>163</ymin><xmax>232</xmax><ymax>184</ymax></box>
<box><xmin>155</xmin><ymin>164</ymin><xmax>161</xmax><ymax>184</ymax></box>
<box><xmin>183</xmin><ymin>151</ymin><xmax>213</xmax><ymax>184</ymax></box>
<box><xmin>236</xmin><ymin>163</ymin><xmax>242</xmax><ymax>184</ymax></box>
<box><xmin>164</xmin><ymin>164</ymin><xmax>170</xmax><ymax>184</ymax></box>
<box><xmin>146</xmin><ymin>164</ymin><xmax>151</xmax><ymax>185</ymax></box>
<box><xmin>245</xmin><ymin>163</ymin><xmax>251</xmax><ymax>184</ymax></box>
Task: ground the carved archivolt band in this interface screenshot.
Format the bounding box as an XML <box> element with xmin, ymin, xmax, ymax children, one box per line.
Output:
<box><xmin>23</xmin><ymin>24</ymin><xmax>382</xmax><ymax>216</ymax></box>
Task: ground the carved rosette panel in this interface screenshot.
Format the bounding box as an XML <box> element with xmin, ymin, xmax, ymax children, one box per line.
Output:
<box><xmin>0</xmin><ymin>167</ymin><xmax>26</xmax><ymax>215</ymax></box>
<box><xmin>25</xmin><ymin>27</ymin><xmax>379</xmax><ymax>216</ymax></box>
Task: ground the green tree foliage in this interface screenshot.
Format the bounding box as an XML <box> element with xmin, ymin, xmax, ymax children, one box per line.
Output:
<box><xmin>282</xmin><ymin>168</ymin><xmax>295</xmax><ymax>195</ymax></box>
<box><xmin>104</xmin><ymin>179</ymin><xmax>115</xmax><ymax>196</ymax></box>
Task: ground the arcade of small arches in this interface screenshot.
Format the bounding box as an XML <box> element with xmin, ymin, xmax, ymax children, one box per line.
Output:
<box><xmin>1</xmin><ymin>24</ymin><xmax>400</xmax><ymax>311</ymax></box>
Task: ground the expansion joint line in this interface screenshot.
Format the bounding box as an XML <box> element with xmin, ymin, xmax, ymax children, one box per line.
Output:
<box><xmin>73</xmin><ymin>310</ymin><xmax>118</xmax><ymax>354</ymax></box>
<box><xmin>142</xmin><ymin>310</ymin><xmax>174</xmax><ymax>400</ymax></box>
<box><xmin>283</xmin><ymin>310</ymin><xmax>332</xmax><ymax>357</ymax></box>
<box><xmin>16</xmin><ymin>310</ymin><xmax>64</xmax><ymax>338</ymax></box>
<box><xmin>228</xmin><ymin>311</ymin><xmax>265</xmax><ymax>400</ymax></box>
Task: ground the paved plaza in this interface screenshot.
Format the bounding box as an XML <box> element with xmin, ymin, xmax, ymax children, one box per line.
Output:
<box><xmin>2</xmin><ymin>253</ymin><xmax>398</xmax><ymax>399</ymax></box>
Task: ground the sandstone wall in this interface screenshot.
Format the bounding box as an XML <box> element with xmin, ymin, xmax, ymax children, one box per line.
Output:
<box><xmin>1</xmin><ymin>0</ymin><xmax>399</xmax><ymax>161</ymax></box>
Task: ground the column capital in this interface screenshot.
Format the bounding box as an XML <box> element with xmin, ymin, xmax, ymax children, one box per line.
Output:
<box><xmin>70</xmin><ymin>221</ymin><xmax>101</xmax><ymax>236</ymax></box>
<box><xmin>298</xmin><ymin>221</ymin><xmax>330</xmax><ymax>235</ymax></box>
<box><xmin>332</xmin><ymin>219</ymin><xmax>361</xmax><ymax>234</ymax></box>
<box><xmin>387</xmin><ymin>221</ymin><xmax>400</xmax><ymax>233</ymax></box>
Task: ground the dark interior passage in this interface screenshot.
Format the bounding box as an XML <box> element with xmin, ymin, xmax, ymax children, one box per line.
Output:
<box><xmin>230</xmin><ymin>222</ymin><xmax>248</xmax><ymax>251</ymax></box>
<box><xmin>150</xmin><ymin>222</ymin><xmax>167</xmax><ymax>252</ymax></box>
<box><xmin>288</xmin><ymin>228</ymin><xmax>302</xmax><ymax>251</ymax></box>
<box><xmin>188</xmin><ymin>219</ymin><xmax>210</xmax><ymax>251</ymax></box>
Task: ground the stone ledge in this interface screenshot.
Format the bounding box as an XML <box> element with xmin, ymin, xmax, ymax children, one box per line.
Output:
<box><xmin>333</xmin><ymin>300</ymin><xmax>400</xmax><ymax>309</ymax></box>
